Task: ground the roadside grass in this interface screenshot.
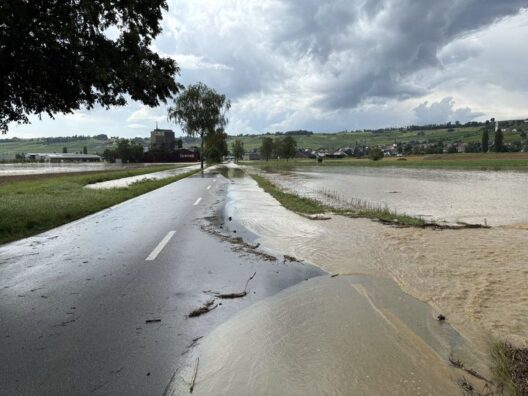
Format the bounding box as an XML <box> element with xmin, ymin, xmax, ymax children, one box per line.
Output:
<box><xmin>250</xmin><ymin>174</ymin><xmax>330</xmax><ymax>215</ymax></box>
<box><xmin>334</xmin><ymin>208</ymin><xmax>426</xmax><ymax>226</ymax></box>
<box><xmin>491</xmin><ymin>342</ymin><xmax>528</xmax><ymax>395</ymax></box>
<box><xmin>250</xmin><ymin>173</ymin><xmax>426</xmax><ymax>226</ymax></box>
<box><xmin>0</xmin><ymin>166</ymin><xmax>200</xmax><ymax>245</ymax></box>
<box><xmin>243</xmin><ymin>153</ymin><xmax>528</xmax><ymax>171</ymax></box>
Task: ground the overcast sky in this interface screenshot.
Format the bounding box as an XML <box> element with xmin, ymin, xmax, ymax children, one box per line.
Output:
<box><xmin>9</xmin><ymin>0</ymin><xmax>528</xmax><ymax>138</ymax></box>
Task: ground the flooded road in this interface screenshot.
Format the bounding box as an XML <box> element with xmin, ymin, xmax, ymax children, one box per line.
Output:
<box><xmin>85</xmin><ymin>164</ymin><xmax>200</xmax><ymax>189</ymax></box>
<box><xmin>165</xmin><ymin>165</ymin><xmax>514</xmax><ymax>395</ymax></box>
<box><xmin>169</xmin><ymin>275</ymin><xmax>486</xmax><ymax>396</ymax></box>
<box><xmin>260</xmin><ymin>166</ymin><xmax>528</xmax><ymax>226</ymax></box>
<box><xmin>0</xmin><ymin>168</ymin><xmax>324</xmax><ymax>395</ymax></box>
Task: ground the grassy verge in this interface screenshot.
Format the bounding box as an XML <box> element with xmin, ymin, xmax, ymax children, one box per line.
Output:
<box><xmin>491</xmin><ymin>342</ymin><xmax>528</xmax><ymax>395</ymax></box>
<box><xmin>0</xmin><ymin>167</ymin><xmax>200</xmax><ymax>245</ymax></box>
<box><xmin>250</xmin><ymin>174</ymin><xmax>330</xmax><ymax>214</ymax></box>
<box><xmin>250</xmin><ymin>174</ymin><xmax>426</xmax><ymax>226</ymax></box>
<box><xmin>334</xmin><ymin>208</ymin><xmax>426</xmax><ymax>226</ymax></box>
<box><xmin>243</xmin><ymin>153</ymin><xmax>528</xmax><ymax>171</ymax></box>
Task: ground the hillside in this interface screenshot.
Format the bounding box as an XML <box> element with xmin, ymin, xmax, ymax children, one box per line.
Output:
<box><xmin>0</xmin><ymin>137</ymin><xmax>114</xmax><ymax>156</ymax></box>
<box><xmin>226</xmin><ymin>124</ymin><xmax>526</xmax><ymax>151</ymax></box>
<box><xmin>1</xmin><ymin>120</ymin><xmax>526</xmax><ymax>156</ymax></box>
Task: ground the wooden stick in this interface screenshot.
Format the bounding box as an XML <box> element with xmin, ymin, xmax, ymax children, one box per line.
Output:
<box><xmin>244</xmin><ymin>272</ymin><xmax>257</xmax><ymax>291</ymax></box>
<box><xmin>190</xmin><ymin>357</ymin><xmax>199</xmax><ymax>393</ymax></box>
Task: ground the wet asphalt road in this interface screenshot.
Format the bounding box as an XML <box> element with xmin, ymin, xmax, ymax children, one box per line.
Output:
<box><xmin>0</xmin><ymin>169</ymin><xmax>324</xmax><ymax>395</ymax></box>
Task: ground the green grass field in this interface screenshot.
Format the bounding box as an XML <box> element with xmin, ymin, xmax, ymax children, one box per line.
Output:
<box><xmin>0</xmin><ymin>166</ymin><xmax>199</xmax><ymax>244</ymax></box>
<box><xmin>243</xmin><ymin>152</ymin><xmax>528</xmax><ymax>171</ymax></box>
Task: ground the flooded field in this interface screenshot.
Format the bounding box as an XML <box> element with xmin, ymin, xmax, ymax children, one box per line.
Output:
<box><xmin>0</xmin><ymin>162</ymin><xmax>190</xmax><ymax>176</ymax></box>
<box><xmin>222</xmin><ymin>166</ymin><xmax>528</xmax><ymax>349</ymax></box>
<box><xmin>260</xmin><ymin>166</ymin><xmax>528</xmax><ymax>226</ymax></box>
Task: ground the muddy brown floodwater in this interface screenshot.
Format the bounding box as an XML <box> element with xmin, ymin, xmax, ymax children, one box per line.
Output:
<box><xmin>165</xmin><ymin>164</ymin><xmax>528</xmax><ymax>395</ymax></box>
<box><xmin>238</xmin><ymin>166</ymin><xmax>528</xmax><ymax>349</ymax></box>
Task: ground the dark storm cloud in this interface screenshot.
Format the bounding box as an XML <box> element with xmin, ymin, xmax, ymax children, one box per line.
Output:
<box><xmin>161</xmin><ymin>1</ymin><xmax>525</xmax><ymax>106</ymax></box>
<box><xmin>259</xmin><ymin>0</ymin><xmax>527</xmax><ymax>109</ymax></box>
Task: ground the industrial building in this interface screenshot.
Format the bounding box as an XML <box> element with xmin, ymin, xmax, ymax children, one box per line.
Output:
<box><xmin>24</xmin><ymin>153</ymin><xmax>102</xmax><ymax>162</ymax></box>
<box><xmin>150</xmin><ymin>128</ymin><xmax>175</xmax><ymax>151</ymax></box>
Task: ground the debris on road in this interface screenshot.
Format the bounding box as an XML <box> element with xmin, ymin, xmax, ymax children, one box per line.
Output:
<box><xmin>145</xmin><ymin>319</ymin><xmax>162</xmax><ymax>324</ymax></box>
<box><xmin>190</xmin><ymin>357</ymin><xmax>199</xmax><ymax>393</ymax></box>
<box><xmin>214</xmin><ymin>290</ymin><xmax>247</xmax><ymax>299</ymax></box>
<box><xmin>449</xmin><ymin>355</ymin><xmax>489</xmax><ymax>383</ymax></box>
<box><xmin>306</xmin><ymin>214</ymin><xmax>331</xmax><ymax>221</ymax></box>
<box><xmin>437</xmin><ymin>314</ymin><xmax>446</xmax><ymax>321</ymax></box>
<box><xmin>207</xmin><ymin>272</ymin><xmax>257</xmax><ymax>300</ymax></box>
<box><xmin>188</xmin><ymin>300</ymin><xmax>218</xmax><ymax>318</ymax></box>
<box><xmin>201</xmin><ymin>223</ymin><xmax>276</xmax><ymax>261</ymax></box>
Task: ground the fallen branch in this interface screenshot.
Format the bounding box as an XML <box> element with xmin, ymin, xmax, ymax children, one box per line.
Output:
<box><xmin>283</xmin><ymin>254</ymin><xmax>298</xmax><ymax>262</ymax></box>
<box><xmin>214</xmin><ymin>291</ymin><xmax>247</xmax><ymax>299</ymax></box>
<box><xmin>190</xmin><ymin>357</ymin><xmax>199</xmax><ymax>393</ymax></box>
<box><xmin>188</xmin><ymin>300</ymin><xmax>217</xmax><ymax>318</ymax></box>
<box><xmin>207</xmin><ymin>272</ymin><xmax>257</xmax><ymax>300</ymax></box>
<box><xmin>449</xmin><ymin>355</ymin><xmax>490</xmax><ymax>383</ymax></box>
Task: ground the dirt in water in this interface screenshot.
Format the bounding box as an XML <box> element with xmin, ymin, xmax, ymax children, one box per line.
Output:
<box><xmin>225</xmin><ymin>170</ymin><xmax>528</xmax><ymax>351</ymax></box>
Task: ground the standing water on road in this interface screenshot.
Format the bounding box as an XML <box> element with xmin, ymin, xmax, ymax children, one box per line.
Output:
<box><xmin>263</xmin><ymin>166</ymin><xmax>528</xmax><ymax>226</ymax></box>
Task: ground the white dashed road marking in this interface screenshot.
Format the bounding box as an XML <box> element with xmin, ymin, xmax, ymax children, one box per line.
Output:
<box><xmin>146</xmin><ymin>231</ymin><xmax>176</xmax><ymax>261</ymax></box>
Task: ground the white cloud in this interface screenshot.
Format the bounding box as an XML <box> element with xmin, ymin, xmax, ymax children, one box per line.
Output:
<box><xmin>157</xmin><ymin>51</ymin><xmax>234</xmax><ymax>71</ymax></box>
<box><xmin>127</xmin><ymin>123</ymin><xmax>147</xmax><ymax>129</ymax></box>
<box><xmin>127</xmin><ymin>106</ymin><xmax>166</xmax><ymax>124</ymax></box>
<box><xmin>413</xmin><ymin>97</ymin><xmax>483</xmax><ymax>125</ymax></box>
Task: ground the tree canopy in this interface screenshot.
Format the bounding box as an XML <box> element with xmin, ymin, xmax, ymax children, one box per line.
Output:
<box><xmin>481</xmin><ymin>127</ymin><xmax>489</xmax><ymax>153</ymax></box>
<box><xmin>368</xmin><ymin>147</ymin><xmax>384</xmax><ymax>161</ymax></box>
<box><xmin>102</xmin><ymin>138</ymin><xmax>144</xmax><ymax>163</ymax></box>
<box><xmin>281</xmin><ymin>136</ymin><xmax>297</xmax><ymax>160</ymax></box>
<box><xmin>261</xmin><ymin>137</ymin><xmax>273</xmax><ymax>161</ymax></box>
<box><xmin>0</xmin><ymin>0</ymin><xmax>181</xmax><ymax>133</ymax></box>
<box><xmin>495</xmin><ymin>128</ymin><xmax>504</xmax><ymax>152</ymax></box>
<box><xmin>231</xmin><ymin>140</ymin><xmax>245</xmax><ymax>162</ymax></box>
<box><xmin>168</xmin><ymin>82</ymin><xmax>231</xmax><ymax>168</ymax></box>
<box><xmin>205</xmin><ymin>129</ymin><xmax>228</xmax><ymax>164</ymax></box>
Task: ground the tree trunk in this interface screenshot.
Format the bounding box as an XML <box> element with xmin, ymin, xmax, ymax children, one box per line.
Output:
<box><xmin>200</xmin><ymin>132</ymin><xmax>204</xmax><ymax>170</ymax></box>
